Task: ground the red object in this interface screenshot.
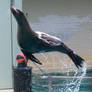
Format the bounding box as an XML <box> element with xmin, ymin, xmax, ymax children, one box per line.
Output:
<box><xmin>16</xmin><ymin>53</ymin><xmax>28</xmax><ymax>64</ymax></box>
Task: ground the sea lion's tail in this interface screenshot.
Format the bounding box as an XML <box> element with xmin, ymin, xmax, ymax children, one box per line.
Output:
<box><xmin>59</xmin><ymin>43</ymin><xmax>85</xmax><ymax>68</ymax></box>
<box><xmin>67</xmin><ymin>51</ymin><xmax>84</xmax><ymax>68</ymax></box>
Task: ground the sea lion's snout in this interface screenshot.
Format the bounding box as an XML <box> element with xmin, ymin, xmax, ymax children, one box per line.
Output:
<box><xmin>11</xmin><ymin>7</ymin><xmax>24</xmax><ymax>17</ymax></box>
<box><xmin>10</xmin><ymin>7</ymin><xmax>18</xmax><ymax>14</ymax></box>
<box><xmin>10</xmin><ymin>7</ymin><xmax>25</xmax><ymax>25</ymax></box>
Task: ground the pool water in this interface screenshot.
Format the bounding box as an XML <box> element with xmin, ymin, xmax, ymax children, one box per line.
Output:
<box><xmin>32</xmin><ymin>69</ymin><xmax>92</xmax><ymax>92</ymax></box>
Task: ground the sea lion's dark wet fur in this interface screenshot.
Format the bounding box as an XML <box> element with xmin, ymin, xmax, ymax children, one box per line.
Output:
<box><xmin>11</xmin><ymin>7</ymin><xmax>85</xmax><ymax>68</ymax></box>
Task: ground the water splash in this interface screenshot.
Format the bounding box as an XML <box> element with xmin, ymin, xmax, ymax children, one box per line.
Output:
<box><xmin>61</xmin><ymin>62</ymin><xmax>87</xmax><ymax>92</ymax></box>
<box><xmin>32</xmin><ymin>53</ymin><xmax>87</xmax><ymax>92</ymax></box>
<box><xmin>42</xmin><ymin>54</ymin><xmax>87</xmax><ymax>92</ymax></box>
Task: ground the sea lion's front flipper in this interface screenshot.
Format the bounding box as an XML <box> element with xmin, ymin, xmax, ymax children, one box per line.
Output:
<box><xmin>29</xmin><ymin>54</ymin><xmax>42</xmax><ymax>65</ymax></box>
<box><xmin>21</xmin><ymin>49</ymin><xmax>42</xmax><ymax>65</ymax></box>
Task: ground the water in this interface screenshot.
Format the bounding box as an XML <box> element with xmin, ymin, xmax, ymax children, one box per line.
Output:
<box><xmin>32</xmin><ymin>70</ymin><xmax>92</xmax><ymax>92</ymax></box>
<box><xmin>32</xmin><ymin>59</ymin><xmax>90</xmax><ymax>92</ymax></box>
<box><xmin>61</xmin><ymin>62</ymin><xmax>87</xmax><ymax>92</ymax></box>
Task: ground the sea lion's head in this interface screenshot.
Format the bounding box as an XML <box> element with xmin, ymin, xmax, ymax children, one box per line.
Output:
<box><xmin>10</xmin><ymin>7</ymin><xmax>27</xmax><ymax>25</ymax></box>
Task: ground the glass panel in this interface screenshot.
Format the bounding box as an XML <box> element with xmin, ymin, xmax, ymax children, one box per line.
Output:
<box><xmin>0</xmin><ymin>0</ymin><xmax>12</xmax><ymax>89</ymax></box>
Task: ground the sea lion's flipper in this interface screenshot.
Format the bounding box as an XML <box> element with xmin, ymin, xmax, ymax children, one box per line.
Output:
<box><xmin>29</xmin><ymin>54</ymin><xmax>42</xmax><ymax>65</ymax></box>
<box><xmin>21</xmin><ymin>49</ymin><xmax>42</xmax><ymax>65</ymax></box>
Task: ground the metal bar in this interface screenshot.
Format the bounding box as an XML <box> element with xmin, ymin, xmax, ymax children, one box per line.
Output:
<box><xmin>40</xmin><ymin>76</ymin><xmax>92</xmax><ymax>79</ymax></box>
<box><xmin>42</xmin><ymin>83</ymin><xmax>92</xmax><ymax>88</ymax></box>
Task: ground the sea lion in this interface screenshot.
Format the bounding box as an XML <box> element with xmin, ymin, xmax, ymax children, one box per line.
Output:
<box><xmin>11</xmin><ymin>7</ymin><xmax>85</xmax><ymax>68</ymax></box>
